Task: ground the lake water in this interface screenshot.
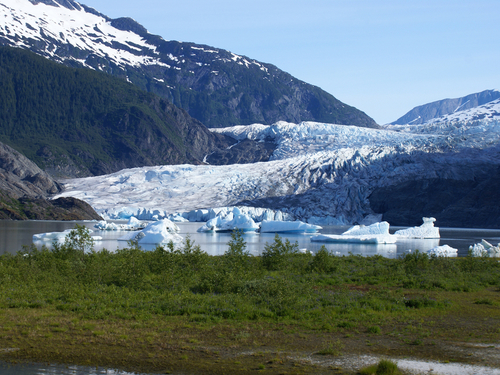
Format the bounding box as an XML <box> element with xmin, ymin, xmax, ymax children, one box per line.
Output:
<box><xmin>1</xmin><ymin>220</ymin><xmax>500</xmax><ymax>258</ymax></box>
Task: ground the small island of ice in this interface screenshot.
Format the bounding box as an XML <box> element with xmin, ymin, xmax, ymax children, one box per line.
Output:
<box><xmin>33</xmin><ymin>228</ymin><xmax>102</xmax><ymax>243</ymax></box>
<box><xmin>427</xmin><ymin>244</ymin><xmax>458</xmax><ymax>257</ymax></box>
<box><xmin>395</xmin><ymin>217</ymin><xmax>440</xmax><ymax>239</ymax></box>
<box><xmin>259</xmin><ymin>220</ymin><xmax>322</xmax><ymax>233</ymax></box>
<box><xmin>310</xmin><ymin>221</ymin><xmax>397</xmax><ymax>244</ymax></box>
<box><xmin>118</xmin><ymin>219</ymin><xmax>183</xmax><ymax>245</ymax></box>
<box><xmin>469</xmin><ymin>239</ymin><xmax>500</xmax><ymax>257</ymax></box>
<box><xmin>95</xmin><ymin>216</ymin><xmax>151</xmax><ymax>231</ymax></box>
<box><xmin>197</xmin><ymin>208</ymin><xmax>259</xmax><ymax>233</ymax></box>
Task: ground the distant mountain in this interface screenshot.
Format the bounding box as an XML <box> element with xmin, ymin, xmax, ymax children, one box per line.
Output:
<box><xmin>391</xmin><ymin>89</ymin><xmax>500</xmax><ymax>125</ymax></box>
<box><xmin>0</xmin><ymin>0</ymin><xmax>377</xmax><ymax>128</ymax></box>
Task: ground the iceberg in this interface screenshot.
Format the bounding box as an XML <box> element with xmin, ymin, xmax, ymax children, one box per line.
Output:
<box><xmin>310</xmin><ymin>234</ymin><xmax>397</xmax><ymax>244</ymax></box>
<box><xmin>310</xmin><ymin>221</ymin><xmax>396</xmax><ymax>244</ymax></box>
<box><xmin>197</xmin><ymin>208</ymin><xmax>259</xmax><ymax>233</ymax></box>
<box><xmin>118</xmin><ymin>219</ymin><xmax>183</xmax><ymax>245</ymax></box>
<box><xmin>33</xmin><ymin>229</ymin><xmax>101</xmax><ymax>243</ymax></box>
<box><xmin>342</xmin><ymin>221</ymin><xmax>391</xmax><ymax>236</ymax></box>
<box><xmin>94</xmin><ymin>217</ymin><xmax>150</xmax><ymax>231</ymax></box>
<box><xmin>427</xmin><ymin>245</ymin><xmax>458</xmax><ymax>257</ymax></box>
<box><xmin>395</xmin><ymin>217</ymin><xmax>440</xmax><ymax>239</ymax></box>
<box><xmin>259</xmin><ymin>220</ymin><xmax>322</xmax><ymax>233</ymax></box>
<box><xmin>469</xmin><ymin>239</ymin><xmax>500</xmax><ymax>257</ymax></box>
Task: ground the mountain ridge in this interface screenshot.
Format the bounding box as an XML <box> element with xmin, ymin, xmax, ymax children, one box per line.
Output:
<box><xmin>391</xmin><ymin>89</ymin><xmax>500</xmax><ymax>125</ymax></box>
<box><xmin>0</xmin><ymin>0</ymin><xmax>378</xmax><ymax>128</ymax></box>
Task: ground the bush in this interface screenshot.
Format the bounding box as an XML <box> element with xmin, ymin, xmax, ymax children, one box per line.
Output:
<box><xmin>261</xmin><ymin>234</ymin><xmax>298</xmax><ymax>271</ymax></box>
<box><xmin>359</xmin><ymin>359</ymin><xmax>400</xmax><ymax>375</ymax></box>
<box><xmin>309</xmin><ymin>245</ymin><xmax>336</xmax><ymax>273</ymax></box>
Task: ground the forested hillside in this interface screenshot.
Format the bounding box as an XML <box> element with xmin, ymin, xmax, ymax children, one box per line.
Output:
<box><xmin>0</xmin><ymin>47</ymin><xmax>231</xmax><ymax>178</ymax></box>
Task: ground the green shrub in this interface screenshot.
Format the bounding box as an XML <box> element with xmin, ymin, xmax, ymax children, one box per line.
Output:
<box><xmin>359</xmin><ymin>359</ymin><xmax>400</xmax><ymax>375</ymax></box>
<box><xmin>309</xmin><ymin>245</ymin><xmax>336</xmax><ymax>273</ymax></box>
<box><xmin>261</xmin><ymin>234</ymin><xmax>298</xmax><ymax>271</ymax></box>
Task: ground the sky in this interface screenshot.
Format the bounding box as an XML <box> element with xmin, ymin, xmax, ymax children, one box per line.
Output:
<box><xmin>79</xmin><ymin>0</ymin><xmax>500</xmax><ymax>124</ymax></box>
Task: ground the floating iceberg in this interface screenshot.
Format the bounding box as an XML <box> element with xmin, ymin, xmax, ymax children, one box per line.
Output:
<box><xmin>197</xmin><ymin>208</ymin><xmax>259</xmax><ymax>233</ymax></box>
<box><xmin>33</xmin><ymin>229</ymin><xmax>101</xmax><ymax>243</ymax></box>
<box><xmin>310</xmin><ymin>221</ymin><xmax>396</xmax><ymax>244</ymax></box>
<box><xmin>469</xmin><ymin>239</ymin><xmax>500</xmax><ymax>257</ymax></box>
<box><xmin>342</xmin><ymin>221</ymin><xmax>391</xmax><ymax>236</ymax></box>
<box><xmin>259</xmin><ymin>220</ymin><xmax>322</xmax><ymax>233</ymax></box>
<box><xmin>427</xmin><ymin>245</ymin><xmax>458</xmax><ymax>257</ymax></box>
<box><xmin>310</xmin><ymin>234</ymin><xmax>397</xmax><ymax>244</ymax></box>
<box><xmin>395</xmin><ymin>217</ymin><xmax>440</xmax><ymax>239</ymax></box>
<box><xmin>118</xmin><ymin>219</ymin><xmax>183</xmax><ymax>245</ymax></box>
<box><xmin>94</xmin><ymin>217</ymin><xmax>150</xmax><ymax>231</ymax></box>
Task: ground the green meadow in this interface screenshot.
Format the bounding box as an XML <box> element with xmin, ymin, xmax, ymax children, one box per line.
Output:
<box><xmin>0</xmin><ymin>226</ymin><xmax>499</xmax><ymax>374</ymax></box>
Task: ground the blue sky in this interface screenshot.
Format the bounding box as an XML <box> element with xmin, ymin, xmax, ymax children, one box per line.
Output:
<box><xmin>81</xmin><ymin>0</ymin><xmax>500</xmax><ymax>124</ymax></box>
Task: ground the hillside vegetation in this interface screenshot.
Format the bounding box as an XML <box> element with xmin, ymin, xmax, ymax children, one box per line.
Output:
<box><xmin>0</xmin><ymin>47</ymin><xmax>229</xmax><ymax>178</ymax></box>
<box><xmin>0</xmin><ymin>228</ymin><xmax>499</xmax><ymax>373</ymax></box>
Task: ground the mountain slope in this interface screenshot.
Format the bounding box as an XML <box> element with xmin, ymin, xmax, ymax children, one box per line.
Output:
<box><xmin>0</xmin><ymin>0</ymin><xmax>378</xmax><ymax>128</ymax></box>
<box><xmin>391</xmin><ymin>89</ymin><xmax>500</xmax><ymax>125</ymax></box>
<box><xmin>0</xmin><ymin>139</ymin><xmax>101</xmax><ymax>220</ymax></box>
<box><xmin>0</xmin><ymin>46</ymin><xmax>238</xmax><ymax>178</ymax></box>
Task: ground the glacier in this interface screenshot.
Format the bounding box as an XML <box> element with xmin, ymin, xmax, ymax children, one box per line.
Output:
<box><xmin>54</xmin><ymin>101</ymin><xmax>500</xmax><ymax>225</ymax></box>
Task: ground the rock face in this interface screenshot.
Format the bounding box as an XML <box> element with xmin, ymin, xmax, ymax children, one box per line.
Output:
<box><xmin>0</xmin><ymin>141</ymin><xmax>61</xmax><ymax>198</ymax></box>
<box><xmin>0</xmin><ymin>0</ymin><xmax>378</xmax><ymax>128</ymax></box>
<box><xmin>0</xmin><ymin>140</ymin><xmax>102</xmax><ymax>220</ymax></box>
<box><xmin>368</xmin><ymin>170</ymin><xmax>500</xmax><ymax>228</ymax></box>
<box><xmin>391</xmin><ymin>89</ymin><xmax>500</xmax><ymax>125</ymax></box>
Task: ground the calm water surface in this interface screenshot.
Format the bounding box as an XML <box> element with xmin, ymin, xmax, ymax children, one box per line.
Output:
<box><xmin>1</xmin><ymin>220</ymin><xmax>500</xmax><ymax>257</ymax></box>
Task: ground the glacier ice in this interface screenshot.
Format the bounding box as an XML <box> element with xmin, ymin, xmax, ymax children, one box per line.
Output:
<box><xmin>197</xmin><ymin>208</ymin><xmax>259</xmax><ymax>233</ymax></box>
<box><xmin>427</xmin><ymin>245</ymin><xmax>458</xmax><ymax>257</ymax></box>
<box><xmin>469</xmin><ymin>239</ymin><xmax>500</xmax><ymax>257</ymax></box>
<box><xmin>32</xmin><ymin>229</ymin><xmax>101</xmax><ymax>243</ymax></box>
<box><xmin>94</xmin><ymin>217</ymin><xmax>149</xmax><ymax>231</ymax></box>
<box><xmin>310</xmin><ymin>221</ymin><xmax>396</xmax><ymax>244</ymax></box>
<box><xmin>342</xmin><ymin>221</ymin><xmax>391</xmax><ymax>236</ymax></box>
<box><xmin>259</xmin><ymin>220</ymin><xmax>322</xmax><ymax>233</ymax></box>
<box><xmin>117</xmin><ymin>219</ymin><xmax>183</xmax><ymax>245</ymax></box>
<box><xmin>395</xmin><ymin>217</ymin><xmax>440</xmax><ymax>239</ymax></box>
<box><xmin>55</xmin><ymin>118</ymin><xmax>500</xmax><ymax>225</ymax></box>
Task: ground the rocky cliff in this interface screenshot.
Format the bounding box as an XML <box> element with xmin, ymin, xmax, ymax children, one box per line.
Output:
<box><xmin>0</xmin><ymin>140</ymin><xmax>102</xmax><ymax>220</ymax></box>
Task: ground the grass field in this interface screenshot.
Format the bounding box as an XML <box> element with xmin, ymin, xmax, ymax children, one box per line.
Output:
<box><xmin>0</xmin><ymin>226</ymin><xmax>499</xmax><ymax>374</ymax></box>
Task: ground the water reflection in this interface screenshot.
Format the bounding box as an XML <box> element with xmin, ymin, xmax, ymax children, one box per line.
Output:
<box><xmin>0</xmin><ymin>361</ymin><xmax>141</xmax><ymax>374</ymax></box>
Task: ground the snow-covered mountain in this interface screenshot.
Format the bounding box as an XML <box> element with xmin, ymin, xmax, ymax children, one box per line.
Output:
<box><xmin>391</xmin><ymin>89</ymin><xmax>500</xmax><ymax>125</ymax></box>
<box><xmin>0</xmin><ymin>0</ymin><xmax>377</xmax><ymax>128</ymax></box>
<box><xmin>55</xmin><ymin>116</ymin><xmax>500</xmax><ymax>228</ymax></box>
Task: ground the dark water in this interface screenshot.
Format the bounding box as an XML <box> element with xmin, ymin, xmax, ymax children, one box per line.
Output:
<box><xmin>0</xmin><ymin>361</ymin><xmax>141</xmax><ymax>374</ymax></box>
<box><xmin>1</xmin><ymin>220</ymin><xmax>500</xmax><ymax>258</ymax></box>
